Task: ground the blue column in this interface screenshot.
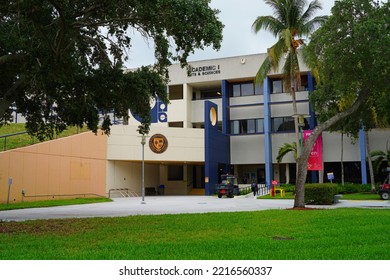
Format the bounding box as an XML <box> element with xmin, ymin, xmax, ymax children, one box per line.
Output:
<box><xmin>222</xmin><ymin>80</ymin><xmax>230</xmax><ymax>135</ymax></box>
<box><xmin>204</xmin><ymin>101</ymin><xmax>230</xmax><ymax>195</ymax></box>
<box><xmin>263</xmin><ymin>77</ymin><xmax>273</xmax><ymax>187</ymax></box>
<box><xmin>359</xmin><ymin>128</ymin><xmax>368</xmax><ymax>184</ymax></box>
<box><xmin>308</xmin><ymin>72</ymin><xmax>318</xmax><ymax>183</ymax></box>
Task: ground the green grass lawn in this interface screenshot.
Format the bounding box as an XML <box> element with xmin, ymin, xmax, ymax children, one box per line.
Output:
<box><xmin>0</xmin><ymin>123</ymin><xmax>90</xmax><ymax>151</ymax></box>
<box><xmin>258</xmin><ymin>192</ymin><xmax>381</xmax><ymax>200</ymax></box>
<box><xmin>1</xmin><ymin>208</ymin><xmax>389</xmax><ymax>260</ymax></box>
<box><xmin>0</xmin><ymin>198</ymin><xmax>112</xmax><ymax>211</ymax></box>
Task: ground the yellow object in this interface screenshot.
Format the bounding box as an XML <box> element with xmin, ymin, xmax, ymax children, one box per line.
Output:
<box><xmin>274</xmin><ymin>188</ymin><xmax>285</xmax><ymax>198</ymax></box>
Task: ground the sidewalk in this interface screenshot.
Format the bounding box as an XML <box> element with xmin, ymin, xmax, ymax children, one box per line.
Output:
<box><xmin>1</xmin><ymin>195</ymin><xmax>389</xmax><ymax>222</ymax></box>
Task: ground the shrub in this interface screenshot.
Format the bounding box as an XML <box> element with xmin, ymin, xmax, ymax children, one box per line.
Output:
<box><xmin>281</xmin><ymin>184</ymin><xmax>295</xmax><ymax>193</ymax></box>
<box><xmin>337</xmin><ymin>183</ymin><xmax>372</xmax><ymax>194</ymax></box>
<box><xmin>305</xmin><ymin>183</ymin><xmax>338</xmax><ymax>205</ymax></box>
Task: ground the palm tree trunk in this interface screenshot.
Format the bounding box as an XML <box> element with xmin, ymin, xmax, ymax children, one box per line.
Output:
<box><xmin>365</xmin><ymin>131</ymin><xmax>376</xmax><ymax>192</ymax></box>
<box><xmin>290</xmin><ymin>52</ymin><xmax>300</xmax><ymax>185</ymax></box>
<box><xmin>341</xmin><ymin>131</ymin><xmax>345</xmax><ymax>185</ymax></box>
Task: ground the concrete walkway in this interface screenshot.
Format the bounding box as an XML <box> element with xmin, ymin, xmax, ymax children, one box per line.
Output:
<box><xmin>1</xmin><ymin>195</ymin><xmax>389</xmax><ymax>222</ymax></box>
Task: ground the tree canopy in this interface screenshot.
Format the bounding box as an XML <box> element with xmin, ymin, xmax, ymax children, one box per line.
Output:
<box><xmin>0</xmin><ymin>0</ymin><xmax>223</xmax><ymax>139</ymax></box>
<box><xmin>294</xmin><ymin>0</ymin><xmax>390</xmax><ymax>207</ymax></box>
<box><xmin>305</xmin><ymin>0</ymin><xmax>390</xmax><ymax>134</ymax></box>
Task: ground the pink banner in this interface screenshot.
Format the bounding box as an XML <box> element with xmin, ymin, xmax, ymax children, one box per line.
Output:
<box><xmin>303</xmin><ymin>130</ymin><xmax>323</xmax><ymax>171</ymax></box>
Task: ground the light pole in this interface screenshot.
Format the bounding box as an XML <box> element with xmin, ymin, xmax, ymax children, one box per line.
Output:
<box><xmin>141</xmin><ymin>134</ymin><xmax>146</xmax><ymax>204</ymax></box>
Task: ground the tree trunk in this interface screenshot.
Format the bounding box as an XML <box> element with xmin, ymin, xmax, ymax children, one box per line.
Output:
<box><xmin>341</xmin><ymin>131</ymin><xmax>345</xmax><ymax>185</ymax></box>
<box><xmin>293</xmin><ymin>91</ymin><xmax>368</xmax><ymax>208</ymax></box>
<box><xmin>365</xmin><ymin>131</ymin><xmax>376</xmax><ymax>192</ymax></box>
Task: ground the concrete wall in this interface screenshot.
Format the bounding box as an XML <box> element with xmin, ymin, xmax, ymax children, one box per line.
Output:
<box><xmin>0</xmin><ymin>132</ymin><xmax>107</xmax><ymax>203</ymax></box>
<box><xmin>107</xmin><ymin>125</ymin><xmax>204</xmax><ymax>162</ymax></box>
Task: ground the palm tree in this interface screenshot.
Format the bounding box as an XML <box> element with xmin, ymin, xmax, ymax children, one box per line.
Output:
<box><xmin>370</xmin><ymin>142</ymin><xmax>390</xmax><ymax>175</ymax></box>
<box><xmin>277</xmin><ymin>142</ymin><xmax>297</xmax><ymax>184</ymax></box>
<box><xmin>277</xmin><ymin>142</ymin><xmax>297</xmax><ymax>163</ymax></box>
<box><xmin>252</xmin><ymin>0</ymin><xmax>327</xmax><ymax>155</ymax></box>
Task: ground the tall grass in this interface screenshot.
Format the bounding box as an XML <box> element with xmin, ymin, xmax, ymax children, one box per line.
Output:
<box><xmin>1</xmin><ymin>208</ymin><xmax>389</xmax><ymax>260</ymax></box>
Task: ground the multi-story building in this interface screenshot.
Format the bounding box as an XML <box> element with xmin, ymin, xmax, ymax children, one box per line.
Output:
<box><xmin>106</xmin><ymin>53</ymin><xmax>389</xmax><ymax>196</ymax></box>
<box><xmin>1</xmin><ymin>53</ymin><xmax>389</xmax><ymax>202</ymax></box>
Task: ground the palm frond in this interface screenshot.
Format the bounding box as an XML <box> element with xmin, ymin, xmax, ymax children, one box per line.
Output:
<box><xmin>277</xmin><ymin>142</ymin><xmax>297</xmax><ymax>163</ymax></box>
<box><xmin>252</xmin><ymin>16</ymin><xmax>284</xmax><ymax>37</ymax></box>
<box><xmin>300</xmin><ymin>0</ymin><xmax>323</xmax><ymax>26</ymax></box>
<box><xmin>255</xmin><ymin>56</ymin><xmax>273</xmax><ymax>84</ymax></box>
<box><xmin>300</xmin><ymin>16</ymin><xmax>328</xmax><ymax>35</ymax></box>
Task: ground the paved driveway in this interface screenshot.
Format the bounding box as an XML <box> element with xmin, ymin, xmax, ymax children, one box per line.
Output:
<box><xmin>1</xmin><ymin>195</ymin><xmax>389</xmax><ymax>222</ymax></box>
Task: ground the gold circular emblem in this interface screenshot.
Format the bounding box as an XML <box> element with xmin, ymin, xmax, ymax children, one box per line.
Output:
<box><xmin>149</xmin><ymin>134</ymin><xmax>168</xmax><ymax>154</ymax></box>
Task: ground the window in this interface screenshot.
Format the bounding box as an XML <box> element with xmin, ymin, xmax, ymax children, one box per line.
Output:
<box><xmin>169</xmin><ymin>85</ymin><xmax>183</xmax><ymax>100</ymax></box>
<box><xmin>256</xmin><ymin>119</ymin><xmax>264</xmax><ymax>133</ymax></box>
<box><xmin>271</xmin><ymin>117</ymin><xmax>309</xmax><ymax>132</ymax></box>
<box><xmin>200</xmin><ymin>89</ymin><xmax>221</xmax><ymax>99</ymax></box>
<box><xmin>231</xmin><ymin>120</ymin><xmax>240</xmax><ymax>134</ymax></box>
<box><xmin>272</xmin><ymin>117</ymin><xmax>294</xmax><ymax>132</ymax></box>
<box><xmin>254</xmin><ymin>83</ymin><xmax>263</xmax><ymax>95</ymax></box>
<box><xmin>230</xmin><ymin>118</ymin><xmax>265</xmax><ymax>135</ymax></box>
<box><xmin>241</xmin><ymin>83</ymin><xmax>254</xmax><ymax>96</ymax></box>
<box><xmin>231</xmin><ymin>82</ymin><xmax>261</xmax><ymax>97</ymax></box>
<box><xmin>168</xmin><ymin>165</ymin><xmax>184</xmax><ymax>181</ymax></box>
<box><xmin>232</xmin><ymin>84</ymin><xmax>240</xmax><ymax>97</ymax></box>
<box><xmin>169</xmin><ymin>122</ymin><xmax>183</xmax><ymax>128</ymax></box>
<box><xmin>247</xmin><ymin>119</ymin><xmax>256</xmax><ymax>134</ymax></box>
<box><xmin>271</xmin><ymin>79</ymin><xmax>283</xmax><ymax>94</ymax></box>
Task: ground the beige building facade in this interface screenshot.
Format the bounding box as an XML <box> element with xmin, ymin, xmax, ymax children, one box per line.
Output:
<box><xmin>1</xmin><ymin>53</ymin><xmax>389</xmax><ymax>203</ymax></box>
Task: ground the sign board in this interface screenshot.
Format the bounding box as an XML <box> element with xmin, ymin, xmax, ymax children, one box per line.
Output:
<box><xmin>327</xmin><ymin>173</ymin><xmax>334</xmax><ymax>180</ymax></box>
<box><xmin>304</xmin><ymin>130</ymin><xmax>323</xmax><ymax>171</ymax></box>
<box><xmin>8</xmin><ymin>177</ymin><xmax>12</xmax><ymax>186</ymax></box>
<box><xmin>272</xmin><ymin>180</ymin><xmax>278</xmax><ymax>185</ymax></box>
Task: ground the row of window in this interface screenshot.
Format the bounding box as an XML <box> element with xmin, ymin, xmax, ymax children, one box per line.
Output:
<box><xmin>231</xmin><ymin>77</ymin><xmax>310</xmax><ymax>97</ymax></box>
<box><xmin>169</xmin><ymin>75</ymin><xmax>311</xmax><ymax>101</ymax></box>
<box><xmin>231</xmin><ymin>117</ymin><xmax>310</xmax><ymax>135</ymax></box>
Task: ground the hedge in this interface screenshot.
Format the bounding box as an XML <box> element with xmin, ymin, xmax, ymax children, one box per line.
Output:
<box><xmin>305</xmin><ymin>183</ymin><xmax>338</xmax><ymax>205</ymax></box>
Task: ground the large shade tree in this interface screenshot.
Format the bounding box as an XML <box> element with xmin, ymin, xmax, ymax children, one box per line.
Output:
<box><xmin>252</xmin><ymin>0</ymin><xmax>327</xmax><ymax>153</ymax></box>
<box><xmin>298</xmin><ymin>0</ymin><xmax>390</xmax><ymax>208</ymax></box>
<box><xmin>0</xmin><ymin>0</ymin><xmax>223</xmax><ymax>139</ymax></box>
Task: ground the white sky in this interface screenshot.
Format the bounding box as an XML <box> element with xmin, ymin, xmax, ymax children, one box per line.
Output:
<box><xmin>124</xmin><ymin>0</ymin><xmax>336</xmax><ymax>68</ymax></box>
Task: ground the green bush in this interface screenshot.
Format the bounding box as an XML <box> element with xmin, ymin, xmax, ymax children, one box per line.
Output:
<box><xmin>305</xmin><ymin>183</ymin><xmax>338</xmax><ymax>205</ymax></box>
<box><xmin>281</xmin><ymin>184</ymin><xmax>295</xmax><ymax>193</ymax></box>
<box><xmin>336</xmin><ymin>183</ymin><xmax>372</xmax><ymax>194</ymax></box>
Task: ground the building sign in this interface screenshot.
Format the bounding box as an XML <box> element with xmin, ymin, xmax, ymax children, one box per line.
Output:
<box><xmin>149</xmin><ymin>134</ymin><xmax>168</xmax><ymax>154</ymax></box>
<box><xmin>188</xmin><ymin>64</ymin><xmax>221</xmax><ymax>77</ymax></box>
<box><xmin>304</xmin><ymin>130</ymin><xmax>323</xmax><ymax>171</ymax></box>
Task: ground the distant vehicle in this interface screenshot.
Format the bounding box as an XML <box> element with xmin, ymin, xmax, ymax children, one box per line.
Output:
<box><xmin>378</xmin><ymin>167</ymin><xmax>390</xmax><ymax>200</ymax></box>
<box><xmin>215</xmin><ymin>174</ymin><xmax>237</xmax><ymax>198</ymax></box>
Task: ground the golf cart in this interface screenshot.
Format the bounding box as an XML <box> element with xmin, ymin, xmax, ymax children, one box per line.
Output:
<box><xmin>215</xmin><ymin>174</ymin><xmax>237</xmax><ymax>198</ymax></box>
<box><xmin>378</xmin><ymin>167</ymin><xmax>390</xmax><ymax>200</ymax></box>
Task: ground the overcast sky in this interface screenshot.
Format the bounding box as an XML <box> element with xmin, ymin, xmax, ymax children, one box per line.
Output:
<box><xmin>125</xmin><ymin>0</ymin><xmax>336</xmax><ymax>68</ymax></box>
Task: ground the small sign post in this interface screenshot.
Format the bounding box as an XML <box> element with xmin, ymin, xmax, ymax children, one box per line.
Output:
<box><xmin>327</xmin><ymin>173</ymin><xmax>334</xmax><ymax>183</ymax></box>
<box><xmin>7</xmin><ymin>177</ymin><xmax>12</xmax><ymax>206</ymax></box>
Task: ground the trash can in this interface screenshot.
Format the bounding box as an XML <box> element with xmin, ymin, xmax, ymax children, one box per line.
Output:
<box><xmin>158</xmin><ymin>184</ymin><xmax>165</xmax><ymax>195</ymax></box>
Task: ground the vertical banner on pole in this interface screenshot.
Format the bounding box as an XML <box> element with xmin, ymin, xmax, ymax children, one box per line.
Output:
<box><xmin>304</xmin><ymin>130</ymin><xmax>323</xmax><ymax>171</ymax></box>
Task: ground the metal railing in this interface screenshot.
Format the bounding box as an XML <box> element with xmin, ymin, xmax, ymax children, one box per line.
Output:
<box><xmin>108</xmin><ymin>188</ymin><xmax>139</xmax><ymax>198</ymax></box>
<box><xmin>22</xmin><ymin>192</ymin><xmax>105</xmax><ymax>202</ymax></box>
<box><xmin>0</xmin><ymin>131</ymin><xmax>33</xmax><ymax>151</ymax></box>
